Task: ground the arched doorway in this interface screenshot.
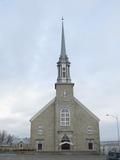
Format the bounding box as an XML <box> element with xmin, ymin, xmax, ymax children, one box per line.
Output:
<box><xmin>61</xmin><ymin>142</ymin><xmax>70</xmax><ymax>150</ymax></box>
<box><xmin>61</xmin><ymin>134</ymin><xmax>71</xmax><ymax>150</ymax></box>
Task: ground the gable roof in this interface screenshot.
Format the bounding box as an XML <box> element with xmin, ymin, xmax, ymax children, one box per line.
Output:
<box><xmin>12</xmin><ymin>137</ymin><xmax>30</xmax><ymax>144</ymax></box>
<box><xmin>30</xmin><ymin>98</ymin><xmax>55</xmax><ymax>122</ymax></box>
<box><xmin>74</xmin><ymin>97</ymin><xmax>100</xmax><ymax>122</ymax></box>
<box><xmin>30</xmin><ymin>96</ymin><xmax>100</xmax><ymax>122</ymax></box>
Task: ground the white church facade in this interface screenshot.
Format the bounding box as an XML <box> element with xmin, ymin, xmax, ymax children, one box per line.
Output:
<box><xmin>30</xmin><ymin>20</ymin><xmax>100</xmax><ymax>153</ymax></box>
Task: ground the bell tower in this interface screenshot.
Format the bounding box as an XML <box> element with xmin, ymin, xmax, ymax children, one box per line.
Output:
<box><xmin>55</xmin><ymin>18</ymin><xmax>74</xmax><ymax>101</ymax></box>
<box><xmin>55</xmin><ymin>18</ymin><xmax>74</xmax><ymax>100</ymax></box>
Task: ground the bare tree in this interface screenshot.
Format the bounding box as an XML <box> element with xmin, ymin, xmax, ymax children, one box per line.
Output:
<box><xmin>0</xmin><ymin>130</ymin><xmax>6</xmax><ymax>145</ymax></box>
<box><xmin>0</xmin><ymin>131</ymin><xmax>14</xmax><ymax>146</ymax></box>
<box><xmin>6</xmin><ymin>134</ymin><xmax>14</xmax><ymax>145</ymax></box>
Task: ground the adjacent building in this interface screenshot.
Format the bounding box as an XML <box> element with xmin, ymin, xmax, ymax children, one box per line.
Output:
<box><xmin>101</xmin><ymin>141</ymin><xmax>120</xmax><ymax>154</ymax></box>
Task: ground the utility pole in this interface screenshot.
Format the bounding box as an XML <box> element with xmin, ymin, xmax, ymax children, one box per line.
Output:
<box><xmin>106</xmin><ymin>114</ymin><xmax>120</xmax><ymax>152</ymax></box>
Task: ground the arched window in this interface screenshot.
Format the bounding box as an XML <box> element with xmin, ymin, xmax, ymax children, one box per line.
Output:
<box><xmin>60</xmin><ymin>108</ymin><xmax>70</xmax><ymax>126</ymax></box>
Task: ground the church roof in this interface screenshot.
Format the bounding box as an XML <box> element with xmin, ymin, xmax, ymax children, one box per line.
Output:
<box><xmin>30</xmin><ymin>97</ymin><xmax>99</xmax><ymax>122</ymax></box>
<box><xmin>30</xmin><ymin>98</ymin><xmax>55</xmax><ymax>122</ymax></box>
<box><xmin>74</xmin><ymin>97</ymin><xmax>100</xmax><ymax>122</ymax></box>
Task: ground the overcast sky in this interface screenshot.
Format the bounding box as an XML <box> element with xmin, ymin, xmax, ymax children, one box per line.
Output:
<box><xmin>0</xmin><ymin>0</ymin><xmax>120</xmax><ymax>141</ymax></box>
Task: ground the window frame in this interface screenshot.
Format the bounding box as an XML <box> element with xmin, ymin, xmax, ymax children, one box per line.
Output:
<box><xmin>60</xmin><ymin>108</ymin><xmax>70</xmax><ymax>126</ymax></box>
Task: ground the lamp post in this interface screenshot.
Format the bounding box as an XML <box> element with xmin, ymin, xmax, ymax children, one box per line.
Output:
<box><xmin>106</xmin><ymin>114</ymin><xmax>120</xmax><ymax>152</ymax></box>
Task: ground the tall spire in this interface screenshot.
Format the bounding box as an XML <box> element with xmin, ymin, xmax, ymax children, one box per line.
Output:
<box><xmin>56</xmin><ymin>18</ymin><xmax>71</xmax><ymax>84</ymax></box>
<box><xmin>60</xmin><ymin>17</ymin><xmax>66</xmax><ymax>57</ymax></box>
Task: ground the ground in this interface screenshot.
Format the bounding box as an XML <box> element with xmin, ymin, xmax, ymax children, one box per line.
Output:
<box><xmin>0</xmin><ymin>153</ymin><xmax>106</xmax><ymax>160</ymax></box>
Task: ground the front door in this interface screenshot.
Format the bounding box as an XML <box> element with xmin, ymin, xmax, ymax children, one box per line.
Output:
<box><xmin>61</xmin><ymin>143</ymin><xmax>70</xmax><ymax>150</ymax></box>
<box><xmin>61</xmin><ymin>134</ymin><xmax>71</xmax><ymax>151</ymax></box>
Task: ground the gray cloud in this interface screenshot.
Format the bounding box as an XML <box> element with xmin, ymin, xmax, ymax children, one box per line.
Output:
<box><xmin>0</xmin><ymin>0</ymin><xmax>120</xmax><ymax>140</ymax></box>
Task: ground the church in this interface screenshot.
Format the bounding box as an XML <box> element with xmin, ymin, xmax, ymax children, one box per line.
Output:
<box><xmin>30</xmin><ymin>20</ymin><xmax>100</xmax><ymax>153</ymax></box>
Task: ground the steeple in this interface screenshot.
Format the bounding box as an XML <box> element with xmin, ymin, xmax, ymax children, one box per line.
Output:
<box><xmin>56</xmin><ymin>18</ymin><xmax>71</xmax><ymax>84</ymax></box>
<box><xmin>60</xmin><ymin>17</ymin><xmax>66</xmax><ymax>57</ymax></box>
